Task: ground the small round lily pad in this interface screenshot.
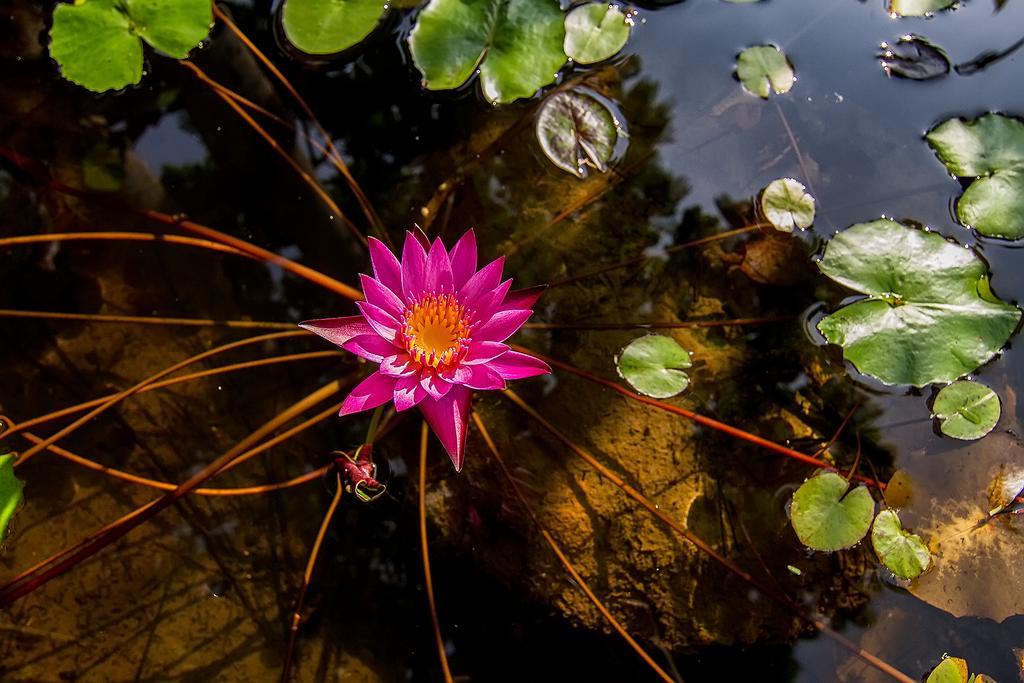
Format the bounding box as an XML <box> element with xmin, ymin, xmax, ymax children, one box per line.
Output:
<box><xmin>871</xmin><ymin>509</ymin><xmax>931</xmax><ymax>580</ymax></box>
<box><xmin>282</xmin><ymin>0</ymin><xmax>387</xmax><ymax>55</ymax></box>
<box><xmin>790</xmin><ymin>471</ymin><xmax>874</xmax><ymax>552</ymax></box>
<box><xmin>563</xmin><ymin>3</ymin><xmax>631</xmax><ymax>65</ymax></box>
<box><xmin>536</xmin><ymin>89</ymin><xmax>623</xmax><ymax>178</ymax></box>
<box><xmin>760</xmin><ymin>178</ymin><xmax>815</xmax><ymax>231</ymax></box>
<box><xmin>932</xmin><ymin>380</ymin><xmax>1000</xmax><ymax>440</ymax></box>
<box><xmin>926</xmin><ymin>657</ymin><xmax>969</xmax><ymax>683</ymax></box>
<box><xmin>616</xmin><ymin>335</ymin><xmax>692</xmax><ymax>399</ymax></box>
<box><xmin>736</xmin><ymin>45</ymin><xmax>794</xmax><ymax>99</ymax></box>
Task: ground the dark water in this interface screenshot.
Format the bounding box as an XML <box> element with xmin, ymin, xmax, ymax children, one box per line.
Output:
<box><xmin>1</xmin><ymin>0</ymin><xmax>1024</xmax><ymax>680</ymax></box>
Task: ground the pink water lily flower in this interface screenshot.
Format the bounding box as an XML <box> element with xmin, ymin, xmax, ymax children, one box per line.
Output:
<box><xmin>300</xmin><ymin>229</ymin><xmax>550</xmax><ymax>471</ymax></box>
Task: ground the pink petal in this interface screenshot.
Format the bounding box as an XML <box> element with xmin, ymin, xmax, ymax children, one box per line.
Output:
<box><xmin>360</xmin><ymin>274</ymin><xmax>405</xmax><ymax>319</ymax></box>
<box><xmin>473</xmin><ymin>308</ymin><xmax>533</xmax><ymax>343</ymax></box>
<box><xmin>448</xmin><ymin>229</ymin><xmax>477</xmax><ymax>289</ymax></box>
<box><xmin>487</xmin><ymin>350</ymin><xmax>551</xmax><ymax>380</ymax></box>
<box><xmin>425</xmin><ymin>237</ymin><xmax>454</xmax><ymax>294</ymax></box>
<box><xmin>342</xmin><ymin>334</ymin><xmax>399</xmax><ymax>363</ymax></box>
<box><xmin>299</xmin><ymin>316</ymin><xmax>374</xmax><ymax>348</ymax></box>
<box><xmin>502</xmin><ymin>285</ymin><xmax>546</xmax><ymax>311</ymax></box>
<box><xmin>394</xmin><ymin>374</ymin><xmax>426</xmax><ymax>411</ymax></box>
<box><xmin>447</xmin><ymin>363</ymin><xmax>506</xmax><ymax>390</ymax></box>
<box><xmin>420</xmin><ymin>369</ymin><xmax>453</xmax><ymax>400</ymax></box>
<box><xmin>340</xmin><ymin>372</ymin><xmax>396</xmax><ymax>415</ymax></box>
<box><xmin>459</xmin><ymin>257</ymin><xmax>504</xmax><ymax>309</ymax></box>
<box><xmin>380</xmin><ymin>353</ymin><xmax>417</xmax><ymax>377</ymax></box>
<box><xmin>419</xmin><ymin>385</ymin><xmax>473</xmax><ymax>471</ymax></box>
<box><xmin>470</xmin><ymin>279</ymin><xmax>512</xmax><ymax>325</ymax></box>
<box><xmin>356</xmin><ymin>301</ymin><xmax>401</xmax><ymax>342</ymax></box>
<box><xmin>461</xmin><ymin>341</ymin><xmax>509</xmax><ymax>365</ymax></box>
<box><xmin>401</xmin><ymin>231</ymin><xmax>428</xmax><ymax>302</ymax></box>
<box><xmin>368</xmin><ymin>238</ymin><xmax>403</xmax><ymax>295</ymax></box>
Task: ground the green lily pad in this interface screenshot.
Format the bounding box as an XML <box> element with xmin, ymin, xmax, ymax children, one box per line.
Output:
<box><xmin>888</xmin><ymin>0</ymin><xmax>957</xmax><ymax>17</ymax></box>
<box><xmin>932</xmin><ymin>380</ymin><xmax>1000</xmax><ymax>440</ymax></box>
<box><xmin>871</xmin><ymin>509</ymin><xmax>931</xmax><ymax>580</ymax></box>
<box><xmin>0</xmin><ymin>453</ymin><xmax>24</xmax><ymax>543</ymax></box>
<box><xmin>736</xmin><ymin>45</ymin><xmax>794</xmax><ymax>99</ymax></box>
<box><xmin>282</xmin><ymin>0</ymin><xmax>387</xmax><ymax>55</ymax></box>
<box><xmin>760</xmin><ymin>178</ymin><xmax>815</xmax><ymax>231</ymax></box>
<box><xmin>816</xmin><ymin>219</ymin><xmax>1021</xmax><ymax>387</ymax></box>
<box><xmin>536</xmin><ymin>89</ymin><xmax>623</xmax><ymax>178</ymax></box>
<box><xmin>408</xmin><ymin>0</ymin><xmax>566</xmax><ymax>104</ymax></box>
<box><xmin>49</xmin><ymin>0</ymin><xmax>211</xmax><ymax>93</ymax></box>
<box><xmin>790</xmin><ymin>471</ymin><xmax>875</xmax><ymax>552</ymax></box>
<box><xmin>926</xmin><ymin>657</ymin><xmax>969</xmax><ymax>683</ymax></box>
<box><xmin>616</xmin><ymin>335</ymin><xmax>692</xmax><ymax>399</ymax></box>
<box><xmin>926</xmin><ymin>113</ymin><xmax>1024</xmax><ymax>240</ymax></box>
<box><xmin>563</xmin><ymin>3</ymin><xmax>631</xmax><ymax>65</ymax></box>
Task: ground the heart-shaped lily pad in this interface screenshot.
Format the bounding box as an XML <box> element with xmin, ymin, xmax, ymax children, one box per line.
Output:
<box><xmin>790</xmin><ymin>471</ymin><xmax>875</xmax><ymax>552</ymax></box>
<box><xmin>0</xmin><ymin>453</ymin><xmax>24</xmax><ymax>543</ymax></box>
<box><xmin>816</xmin><ymin>219</ymin><xmax>1021</xmax><ymax>387</ymax></box>
<box><xmin>49</xmin><ymin>0</ymin><xmax>212</xmax><ymax>92</ymax></box>
<box><xmin>736</xmin><ymin>45</ymin><xmax>794</xmax><ymax>99</ymax></box>
<box><xmin>888</xmin><ymin>0</ymin><xmax>956</xmax><ymax>17</ymax></box>
<box><xmin>926</xmin><ymin>113</ymin><xmax>1024</xmax><ymax>240</ymax></box>
<box><xmin>616</xmin><ymin>335</ymin><xmax>692</xmax><ymax>399</ymax></box>
<box><xmin>563</xmin><ymin>3</ymin><xmax>631</xmax><ymax>65</ymax></box>
<box><xmin>871</xmin><ymin>509</ymin><xmax>931</xmax><ymax>580</ymax></box>
<box><xmin>760</xmin><ymin>178</ymin><xmax>815</xmax><ymax>231</ymax></box>
<box><xmin>408</xmin><ymin>0</ymin><xmax>566</xmax><ymax>104</ymax></box>
<box><xmin>932</xmin><ymin>380</ymin><xmax>1001</xmax><ymax>440</ymax></box>
<box><xmin>536</xmin><ymin>89</ymin><xmax>624</xmax><ymax>178</ymax></box>
<box><xmin>282</xmin><ymin>0</ymin><xmax>387</xmax><ymax>55</ymax></box>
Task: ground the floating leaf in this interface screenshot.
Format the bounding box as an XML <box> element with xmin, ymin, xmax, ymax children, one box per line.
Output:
<box><xmin>871</xmin><ymin>509</ymin><xmax>931</xmax><ymax>580</ymax></box>
<box><xmin>563</xmin><ymin>3</ymin><xmax>630</xmax><ymax>65</ymax></box>
<box><xmin>926</xmin><ymin>113</ymin><xmax>1024</xmax><ymax>240</ymax></box>
<box><xmin>282</xmin><ymin>0</ymin><xmax>387</xmax><ymax>55</ymax></box>
<box><xmin>616</xmin><ymin>335</ymin><xmax>692</xmax><ymax>399</ymax></box>
<box><xmin>926</xmin><ymin>657</ymin><xmax>969</xmax><ymax>683</ymax></box>
<box><xmin>888</xmin><ymin>0</ymin><xmax>957</xmax><ymax>16</ymax></box>
<box><xmin>408</xmin><ymin>0</ymin><xmax>566</xmax><ymax>104</ymax></box>
<box><xmin>760</xmin><ymin>178</ymin><xmax>815</xmax><ymax>231</ymax></box>
<box><xmin>0</xmin><ymin>454</ymin><xmax>24</xmax><ymax>543</ymax></box>
<box><xmin>816</xmin><ymin>219</ymin><xmax>1021</xmax><ymax>387</ymax></box>
<box><xmin>49</xmin><ymin>0</ymin><xmax>211</xmax><ymax>92</ymax></box>
<box><xmin>932</xmin><ymin>380</ymin><xmax>1001</xmax><ymax>440</ymax></box>
<box><xmin>879</xmin><ymin>35</ymin><xmax>950</xmax><ymax>80</ymax></box>
<box><xmin>736</xmin><ymin>45</ymin><xmax>794</xmax><ymax>99</ymax></box>
<box><xmin>790</xmin><ymin>472</ymin><xmax>875</xmax><ymax>552</ymax></box>
<box><xmin>536</xmin><ymin>89</ymin><xmax>623</xmax><ymax>178</ymax></box>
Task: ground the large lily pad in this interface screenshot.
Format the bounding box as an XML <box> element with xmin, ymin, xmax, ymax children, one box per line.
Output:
<box><xmin>790</xmin><ymin>471</ymin><xmax>875</xmax><ymax>552</ymax></box>
<box><xmin>736</xmin><ymin>45</ymin><xmax>794</xmax><ymax>99</ymax></box>
<box><xmin>0</xmin><ymin>453</ymin><xmax>24</xmax><ymax>543</ymax></box>
<box><xmin>760</xmin><ymin>177</ymin><xmax>815</xmax><ymax>231</ymax></box>
<box><xmin>888</xmin><ymin>0</ymin><xmax>957</xmax><ymax>16</ymax></box>
<box><xmin>563</xmin><ymin>3</ymin><xmax>631</xmax><ymax>65</ymax></box>
<box><xmin>408</xmin><ymin>0</ymin><xmax>566</xmax><ymax>104</ymax></box>
<box><xmin>536</xmin><ymin>89</ymin><xmax>623</xmax><ymax>178</ymax></box>
<box><xmin>932</xmin><ymin>380</ymin><xmax>1001</xmax><ymax>440</ymax></box>
<box><xmin>49</xmin><ymin>0</ymin><xmax>211</xmax><ymax>92</ymax></box>
<box><xmin>871</xmin><ymin>509</ymin><xmax>931</xmax><ymax>580</ymax></box>
<box><xmin>616</xmin><ymin>335</ymin><xmax>692</xmax><ymax>398</ymax></box>
<box><xmin>282</xmin><ymin>0</ymin><xmax>387</xmax><ymax>55</ymax></box>
<box><xmin>816</xmin><ymin>219</ymin><xmax>1021</xmax><ymax>387</ymax></box>
<box><xmin>926</xmin><ymin>113</ymin><xmax>1024</xmax><ymax>240</ymax></box>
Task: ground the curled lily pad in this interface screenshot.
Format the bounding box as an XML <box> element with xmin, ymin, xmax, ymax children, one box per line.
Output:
<box><xmin>879</xmin><ymin>35</ymin><xmax>950</xmax><ymax>80</ymax></box>
<box><xmin>536</xmin><ymin>89</ymin><xmax>624</xmax><ymax>178</ymax></box>
<box><xmin>887</xmin><ymin>0</ymin><xmax>956</xmax><ymax>16</ymax></box>
<box><xmin>563</xmin><ymin>4</ymin><xmax>631</xmax><ymax>65</ymax></box>
<box><xmin>790</xmin><ymin>472</ymin><xmax>875</xmax><ymax>552</ymax></box>
<box><xmin>871</xmin><ymin>509</ymin><xmax>931</xmax><ymax>580</ymax></box>
<box><xmin>282</xmin><ymin>0</ymin><xmax>387</xmax><ymax>55</ymax></box>
<box><xmin>736</xmin><ymin>45</ymin><xmax>794</xmax><ymax>99</ymax></box>
<box><xmin>816</xmin><ymin>219</ymin><xmax>1021</xmax><ymax>387</ymax></box>
<box><xmin>926</xmin><ymin>113</ymin><xmax>1024</xmax><ymax>240</ymax></box>
<box><xmin>408</xmin><ymin>0</ymin><xmax>566</xmax><ymax>104</ymax></box>
<box><xmin>616</xmin><ymin>335</ymin><xmax>692</xmax><ymax>398</ymax></box>
<box><xmin>760</xmin><ymin>178</ymin><xmax>815</xmax><ymax>231</ymax></box>
<box><xmin>932</xmin><ymin>380</ymin><xmax>1000</xmax><ymax>440</ymax></box>
<box><xmin>0</xmin><ymin>453</ymin><xmax>24</xmax><ymax>543</ymax></box>
<box><xmin>926</xmin><ymin>657</ymin><xmax>969</xmax><ymax>683</ymax></box>
<box><xmin>49</xmin><ymin>0</ymin><xmax>211</xmax><ymax>92</ymax></box>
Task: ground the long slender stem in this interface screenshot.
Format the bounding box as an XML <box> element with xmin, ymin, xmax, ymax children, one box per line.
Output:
<box><xmin>501</xmin><ymin>389</ymin><xmax>913</xmax><ymax>683</ymax></box>
<box><xmin>472</xmin><ymin>413</ymin><xmax>676</xmax><ymax>683</ymax></box>
<box><xmin>524</xmin><ymin>315</ymin><xmax>791</xmax><ymax>331</ymax></box>
<box><xmin>0</xmin><ymin>308</ymin><xmax>296</xmax><ymax>330</ymax></box>
<box><xmin>419</xmin><ymin>422</ymin><xmax>454</xmax><ymax>683</ymax></box>
<box><xmin>0</xmin><ymin>231</ymin><xmax>248</xmax><ymax>256</ymax></box>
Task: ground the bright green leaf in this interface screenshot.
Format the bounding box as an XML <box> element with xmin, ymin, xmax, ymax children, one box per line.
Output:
<box><xmin>736</xmin><ymin>45</ymin><xmax>794</xmax><ymax>99</ymax></box>
<box><xmin>790</xmin><ymin>472</ymin><xmax>875</xmax><ymax>552</ymax></box>
<box><xmin>536</xmin><ymin>89</ymin><xmax>623</xmax><ymax>178</ymax></box>
<box><xmin>126</xmin><ymin>0</ymin><xmax>211</xmax><ymax>58</ymax></box>
<box><xmin>926</xmin><ymin>114</ymin><xmax>1024</xmax><ymax>240</ymax></box>
<box><xmin>760</xmin><ymin>177</ymin><xmax>815</xmax><ymax>231</ymax></box>
<box><xmin>50</xmin><ymin>0</ymin><xmax>144</xmax><ymax>93</ymax></box>
<box><xmin>871</xmin><ymin>509</ymin><xmax>931</xmax><ymax>580</ymax></box>
<box><xmin>616</xmin><ymin>335</ymin><xmax>692</xmax><ymax>399</ymax></box>
<box><xmin>408</xmin><ymin>0</ymin><xmax>566</xmax><ymax>104</ymax></box>
<box><xmin>816</xmin><ymin>219</ymin><xmax>1021</xmax><ymax>387</ymax></box>
<box><xmin>888</xmin><ymin>0</ymin><xmax>957</xmax><ymax>17</ymax></box>
<box><xmin>282</xmin><ymin>0</ymin><xmax>387</xmax><ymax>55</ymax></box>
<box><xmin>0</xmin><ymin>454</ymin><xmax>24</xmax><ymax>543</ymax></box>
<box><xmin>563</xmin><ymin>3</ymin><xmax>630</xmax><ymax>65</ymax></box>
<box><xmin>932</xmin><ymin>380</ymin><xmax>1001</xmax><ymax>440</ymax></box>
<box><xmin>926</xmin><ymin>657</ymin><xmax>970</xmax><ymax>683</ymax></box>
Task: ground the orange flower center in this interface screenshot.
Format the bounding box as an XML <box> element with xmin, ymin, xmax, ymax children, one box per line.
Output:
<box><xmin>401</xmin><ymin>293</ymin><xmax>472</xmax><ymax>368</ymax></box>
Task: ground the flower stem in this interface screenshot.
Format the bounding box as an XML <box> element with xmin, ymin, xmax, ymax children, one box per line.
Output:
<box><xmin>419</xmin><ymin>422</ymin><xmax>454</xmax><ymax>683</ymax></box>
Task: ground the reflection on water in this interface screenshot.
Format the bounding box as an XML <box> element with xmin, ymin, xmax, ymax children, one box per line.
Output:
<box><xmin>1</xmin><ymin>0</ymin><xmax>1024</xmax><ymax>679</ymax></box>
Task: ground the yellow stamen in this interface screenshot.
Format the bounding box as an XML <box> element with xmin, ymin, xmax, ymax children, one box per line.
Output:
<box><xmin>402</xmin><ymin>293</ymin><xmax>471</xmax><ymax>368</ymax></box>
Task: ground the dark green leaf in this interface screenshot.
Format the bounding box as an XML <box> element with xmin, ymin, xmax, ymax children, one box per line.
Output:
<box><xmin>536</xmin><ymin>89</ymin><xmax>623</xmax><ymax>178</ymax></box>
<box><xmin>790</xmin><ymin>471</ymin><xmax>875</xmax><ymax>552</ymax></box>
